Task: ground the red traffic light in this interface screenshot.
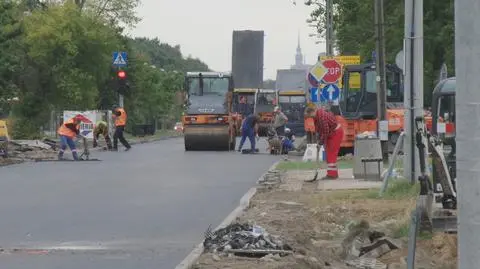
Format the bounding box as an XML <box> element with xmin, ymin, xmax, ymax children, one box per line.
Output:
<box><xmin>117</xmin><ymin>71</ymin><xmax>126</xmax><ymax>79</ymax></box>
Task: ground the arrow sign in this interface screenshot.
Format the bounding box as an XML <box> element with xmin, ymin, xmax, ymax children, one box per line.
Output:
<box><xmin>310</xmin><ymin>87</ymin><xmax>319</xmax><ymax>102</ymax></box>
<box><xmin>320</xmin><ymin>84</ymin><xmax>340</xmax><ymax>102</ymax></box>
<box><xmin>321</xmin><ymin>59</ymin><xmax>342</xmax><ymax>84</ymax></box>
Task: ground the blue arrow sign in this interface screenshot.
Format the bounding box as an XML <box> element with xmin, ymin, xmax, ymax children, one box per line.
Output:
<box><xmin>310</xmin><ymin>87</ymin><xmax>319</xmax><ymax>102</ymax></box>
<box><xmin>112</xmin><ymin>51</ymin><xmax>128</xmax><ymax>67</ymax></box>
<box><xmin>320</xmin><ymin>84</ymin><xmax>340</xmax><ymax>102</ymax></box>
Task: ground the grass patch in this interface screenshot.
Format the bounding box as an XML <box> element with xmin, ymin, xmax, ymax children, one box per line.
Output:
<box><xmin>276</xmin><ymin>160</ymin><xmax>353</xmax><ymax>170</ymax></box>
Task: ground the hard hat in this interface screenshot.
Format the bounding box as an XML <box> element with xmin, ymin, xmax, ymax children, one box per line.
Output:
<box><xmin>285</xmin><ymin>128</ymin><xmax>291</xmax><ymax>133</ymax></box>
<box><xmin>274</xmin><ymin>106</ymin><xmax>280</xmax><ymax>112</ymax></box>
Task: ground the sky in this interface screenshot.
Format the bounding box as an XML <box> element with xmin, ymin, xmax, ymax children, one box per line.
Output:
<box><xmin>130</xmin><ymin>0</ymin><xmax>325</xmax><ymax>79</ymax></box>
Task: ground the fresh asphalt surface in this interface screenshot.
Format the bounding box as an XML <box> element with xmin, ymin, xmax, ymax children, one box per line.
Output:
<box><xmin>0</xmin><ymin>137</ymin><xmax>278</xmax><ymax>269</ymax></box>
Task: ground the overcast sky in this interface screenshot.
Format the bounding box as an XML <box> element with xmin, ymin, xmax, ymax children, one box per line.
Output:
<box><xmin>130</xmin><ymin>0</ymin><xmax>325</xmax><ymax>79</ymax></box>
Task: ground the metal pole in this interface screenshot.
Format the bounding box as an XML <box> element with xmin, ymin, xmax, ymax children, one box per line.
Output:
<box><xmin>413</xmin><ymin>0</ymin><xmax>424</xmax><ymax>181</ymax></box>
<box><xmin>374</xmin><ymin>0</ymin><xmax>388</xmax><ymax>161</ymax></box>
<box><xmin>325</xmin><ymin>0</ymin><xmax>333</xmax><ymax>56</ymax></box>
<box><xmin>403</xmin><ymin>0</ymin><xmax>422</xmax><ymax>182</ymax></box>
<box><xmin>456</xmin><ymin>0</ymin><xmax>480</xmax><ymax>267</ymax></box>
<box><xmin>119</xmin><ymin>94</ymin><xmax>124</xmax><ymax>107</ymax></box>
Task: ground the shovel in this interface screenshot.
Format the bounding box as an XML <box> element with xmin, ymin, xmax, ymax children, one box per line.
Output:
<box><xmin>305</xmin><ymin>144</ymin><xmax>321</xmax><ymax>182</ymax></box>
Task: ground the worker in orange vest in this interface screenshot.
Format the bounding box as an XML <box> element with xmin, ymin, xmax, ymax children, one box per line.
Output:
<box><xmin>112</xmin><ymin>105</ymin><xmax>131</xmax><ymax>151</ymax></box>
<box><xmin>57</xmin><ymin>116</ymin><xmax>82</xmax><ymax>160</ymax></box>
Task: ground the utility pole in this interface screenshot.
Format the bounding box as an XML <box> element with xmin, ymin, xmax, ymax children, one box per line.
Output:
<box><xmin>403</xmin><ymin>0</ymin><xmax>424</xmax><ymax>182</ymax></box>
<box><xmin>456</xmin><ymin>0</ymin><xmax>480</xmax><ymax>267</ymax></box>
<box><xmin>325</xmin><ymin>0</ymin><xmax>333</xmax><ymax>56</ymax></box>
<box><xmin>374</xmin><ymin>0</ymin><xmax>388</xmax><ymax>161</ymax></box>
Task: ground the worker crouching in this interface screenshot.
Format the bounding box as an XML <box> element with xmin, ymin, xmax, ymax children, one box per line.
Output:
<box><xmin>93</xmin><ymin>120</ymin><xmax>112</xmax><ymax>150</ymax></box>
<box><xmin>57</xmin><ymin>117</ymin><xmax>82</xmax><ymax>160</ymax></box>
<box><xmin>305</xmin><ymin>106</ymin><xmax>344</xmax><ymax>180</ymax></box>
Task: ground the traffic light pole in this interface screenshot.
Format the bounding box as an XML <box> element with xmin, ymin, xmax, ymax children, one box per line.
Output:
<box><xmin>119</xmin><ymin>94</ymin><xmax>124</xmax><ymax>107</ymax></box>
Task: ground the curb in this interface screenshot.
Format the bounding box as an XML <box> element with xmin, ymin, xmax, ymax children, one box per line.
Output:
<box><xmin>174</xmin><ymin>160</ymin><xmax>280</xmax><ymax>269</ymax></box>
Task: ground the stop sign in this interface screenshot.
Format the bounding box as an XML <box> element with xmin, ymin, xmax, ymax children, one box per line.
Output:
<box><xmin>321</xmin><ymin>59</ymin><xmax>342</xmax><ymax>84</ymax></box>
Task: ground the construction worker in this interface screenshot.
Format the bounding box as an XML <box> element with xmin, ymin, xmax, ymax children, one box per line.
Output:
<box><xmin>238</xmin><ymin>113</ymin><xmax>259</xmax><ymax>153</ymax></box>
<box><xmin>112</xmin><ymin>105</ymin><xmax>131</xmax><ymax>151</ymax></box>
<box><xmin>305</xmin><ymin>106</ymin><xmax>344</xmax><ymax>180</ymax></box>
<box><xmin>273</xmin><ymin>106</ymin><xmax>288</xmax><ymax>136</ymax></box>
<box><xmin>93</xmin><ymin>120</ymin><xmax>112</xmax><ymax>150</ymax></box>
<box><xmin>57</xmin><ymin>116</ymin><xmax>82</xmax><ymax>160</ymax></box>
<box><xmin>304</xmin><ymin>105</ymin><xmax>316</xmax><ymax>143</ymax></box>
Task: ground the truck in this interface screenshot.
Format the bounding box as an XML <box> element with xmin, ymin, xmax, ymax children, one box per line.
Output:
<box><xmin>254</xmin><ymin>88</ymin><xmax>278</xmax><ymax>136</ymax></box>
<box><xmin>182</xmin><ymin>72</ymin><xmax>238</xmax><ymax>151</ymax></box>
<box><xmin>232</xmin><ymin>88</ymin><xmax>257</xmax><ymax>135</ymax></box>
<box><xmin>275</xmin><ymin>69</ymin><xmax>308</xmax><ymax>136</ymax></box>
<box><xmin>338</xmin><ymin>63</ymin><xmax>405</xmax><ymax>152</ymax></box>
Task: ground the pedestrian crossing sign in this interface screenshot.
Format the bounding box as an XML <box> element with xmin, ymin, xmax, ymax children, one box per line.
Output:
<box><xmin>112</xmin><ymin>52</ymin><xmax>128</xmax><ymax>67</ymax></box>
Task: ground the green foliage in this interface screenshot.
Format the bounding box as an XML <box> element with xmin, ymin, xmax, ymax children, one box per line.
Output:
<box><xmin>0</xmin><ymin>1</ymin><xmax>210</xmax><ymax>138</ymax></box>
<box><xmin>305</xmin><ymin>0</ymin><xmax>454</xmax><ymax>105</ymax></box>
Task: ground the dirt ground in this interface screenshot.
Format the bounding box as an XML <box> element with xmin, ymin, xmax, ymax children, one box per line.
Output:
<box><xmin>194</xmin><ymin>171</ymin><xmax>457</xmax><ymax>269</ymax></box>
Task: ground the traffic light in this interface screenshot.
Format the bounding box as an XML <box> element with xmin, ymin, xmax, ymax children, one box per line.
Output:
<box><xmin>116</xmin><ymin>70</ymin><xmax>129</xmax><ymax>94</ymax></box>
<box><xmin>117</xmin><ymin>70</ymin><xmax>126</xmax><ymax>79</ymax></box>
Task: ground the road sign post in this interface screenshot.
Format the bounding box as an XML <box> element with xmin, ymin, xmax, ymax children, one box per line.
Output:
<box><xmin>112</xmin><ymin>52</ymin><xmax>128</xmax><ymax>67</ymax></box>
<box><xmin>320</xmin><ymin>84</ymin><xmax>340</xmax><ymax>102</ymax></box>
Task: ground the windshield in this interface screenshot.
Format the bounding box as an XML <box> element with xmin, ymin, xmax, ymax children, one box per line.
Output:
<box><xmin>278</xmin><ymin>96</ymin><xmax>306</xmax><ymax>122</ymax></box>
<box><xmin>438</xmin><ymin>95</ymin><xmax>455</xmax><ymax>124</ymax></box>
<box><xmin>256</xmin><ymin>93</ymin><xmax>276</xmax><ymax>105</ymax></box>
<box><xmin>279</xmin><ymin>96</ymin><xmax>306</xmax><ymax>103</ymax></box>
<box><xmin>187</xmin><ymin>77</ymin><xmax>230</xmax><ymax>96</ymax></box>
<box><xmin>233</xmin><ymin>93</ymin><xmax>255</xmax><ymax>115</ymax></box>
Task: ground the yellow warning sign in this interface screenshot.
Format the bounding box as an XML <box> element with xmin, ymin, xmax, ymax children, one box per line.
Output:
<box><xmin>319</xmin><ymin>55</ymin><xmax>361</xmax><ymax>88</ymax></box>
<box><xmin>309</xmin><ymin>62</ymin><xmax>327</xmax><ymax>81</ymax></box>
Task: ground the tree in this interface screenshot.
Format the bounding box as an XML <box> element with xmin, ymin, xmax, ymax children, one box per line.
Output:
<box><xmin>305</xmin><ymin>0</ymin><xmax>454</xmax><ymax>105</ymax></box>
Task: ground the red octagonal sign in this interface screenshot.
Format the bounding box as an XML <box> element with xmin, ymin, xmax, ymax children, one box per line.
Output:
<box><xmin>321</xmin><ymin>59</ymin><xmax>342</xmax><ymax>84</ymax></box>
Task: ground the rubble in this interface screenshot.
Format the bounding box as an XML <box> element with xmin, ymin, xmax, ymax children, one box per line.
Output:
<box><xmin>257</xmin><ymin>169</ymin><xmax>283</xmax><ymax>188</ymax></box>
<box><xmin>341</xmin><ymin>220</ymin><xmax>401</xmax><ymax>269</ymax></box>
<box><xmin>203</xmin><ymin>223</ymin><xmax>293</xmax><ymax>257</ymax></box>
<box><xmin>0</xmin><ymin>139</ymin><xmax>57</xmax><ymax>165</ymax></box>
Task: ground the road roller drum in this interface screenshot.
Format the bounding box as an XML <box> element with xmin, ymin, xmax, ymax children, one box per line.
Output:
<box><xmin>184</xmin><ymin>124</ymin><xmax>233</xmax><ymax>151</ymax></box>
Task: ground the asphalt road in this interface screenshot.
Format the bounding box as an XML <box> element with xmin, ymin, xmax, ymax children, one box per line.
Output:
<box><xmin>0</xmin><ymin>137</ymin><xmax>278</xmax><ymax>269</ymax></box>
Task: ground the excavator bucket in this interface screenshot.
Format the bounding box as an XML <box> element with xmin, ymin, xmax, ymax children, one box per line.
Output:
<box><xmin>184</xmin><ymin>124</ymin><xmax>232</xmax><ymax>151</ymax></box>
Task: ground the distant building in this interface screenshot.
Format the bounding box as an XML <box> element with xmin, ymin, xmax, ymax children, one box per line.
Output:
<box><xmin>290</xmin><ymin>34</ymin><xmax>312</xmax><ymax>70</ymax></box>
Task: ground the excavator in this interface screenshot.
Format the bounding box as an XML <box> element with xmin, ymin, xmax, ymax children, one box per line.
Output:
<box><xmin>337</xmin><ymin>63</ymin><xmax>404</xmax><ymax>152</ymax></box>
<box><xmin>232</xmin><ymin>88</ymin><xmax>257</xmax><ymax>135</ymax></box>
<box><xmin>182</xmin><ymin>72</ymin><xmax>238</xmax><ymax>151</ymax></box>
<box><xmin>254</xmin><ymin>88</ymin><xmax>278</xmax><ymax>136</ymax></box>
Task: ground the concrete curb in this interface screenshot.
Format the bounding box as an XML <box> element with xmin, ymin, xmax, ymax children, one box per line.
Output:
<box><xmin>174</xmin><ymin>160</ymin><xmax>280</xmax><ymax>269</ymax></box>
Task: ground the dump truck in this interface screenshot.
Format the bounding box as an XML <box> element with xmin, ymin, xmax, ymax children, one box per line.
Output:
<box><xmin>276</xmin><ymin>69</ymin><xmax>309</xmax><ymax>136</ymax></box>
<box><xmin>278</xmin><ymin>90</ymin><xmax>307</xmax><ymax>136</ymax></box>
<box><xmin>254</xmin><ymin>88</ymin><xmax>278</xmax><ymax>136</ymax></box>
<box><xmin>182</xmin><ymin>72</ymin><xmax>237</xmax><ymax>151</ymax></box>
<box><xmin>337</xmin><ymin>63</ymin><xmax>404</xmax><ymax>152</ymax></box>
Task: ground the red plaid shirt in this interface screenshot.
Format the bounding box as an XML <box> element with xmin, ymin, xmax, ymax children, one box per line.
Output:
<box><xmin>314</xmin><ymin>108</ymin><xmax>338</xmax><ymax>143</ymax></box>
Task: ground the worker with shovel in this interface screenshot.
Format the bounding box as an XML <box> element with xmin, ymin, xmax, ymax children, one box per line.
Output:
<box><xmin>57</xmin><ymin>116</ymin><xmax>83</xmax><ymax>161</ymax></box>
<box><xmin>304</xmin><ymin>106</ymin><xmax>344</xmax><ymax>181</ymax></box>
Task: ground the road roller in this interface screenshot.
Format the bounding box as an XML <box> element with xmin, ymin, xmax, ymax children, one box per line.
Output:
<box><xmin>254</xmin><ymin>88</ymin><xmax>278</xmax><ymax>136</ymax></box>
<box><xmin>232</xmin><ymin>88</ymin><xmax>257</xmax><ymax>135</ymax></box>
<box><xmin>182</xmin><ymin>71</ymin><xmax>238</xmax><ymax>151</ymax></box>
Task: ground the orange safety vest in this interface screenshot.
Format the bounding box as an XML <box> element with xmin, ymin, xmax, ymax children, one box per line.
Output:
<box><xmin>304</xmin><ymin>117</ymin><xmax>315</xmax><ymax>132</ymax></box>
<box><xmin>58</xmin><ymin>118</ymin><xmax>80</xmax><ymax>138</ymax></box>
<box><xmin>114</xmin><ymin>108</ymin><xmax>127</xmax><ymax>126</ymax></box>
